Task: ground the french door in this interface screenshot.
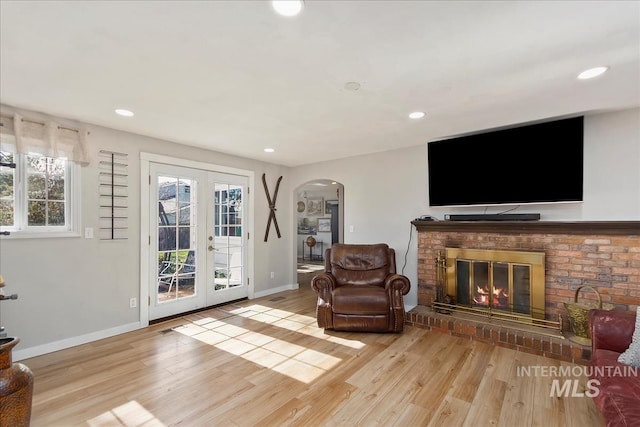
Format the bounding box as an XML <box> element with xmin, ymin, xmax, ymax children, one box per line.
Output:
<box><xmin>149</xmin><ymin>163</ymin><xmax>248</xmax><ymax>320</ymax></box>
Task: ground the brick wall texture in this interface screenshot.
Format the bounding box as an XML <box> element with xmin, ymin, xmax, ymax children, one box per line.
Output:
<box><xmin>417</xmin><ymin>231</ymin><xmax>640</xmax><ymax>323</ymax></box>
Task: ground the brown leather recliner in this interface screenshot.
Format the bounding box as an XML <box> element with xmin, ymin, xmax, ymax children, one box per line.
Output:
<box><xmin>310</xmin><ymin>243</ymin><xmax>411</xmax><ymax>332</ymax></box>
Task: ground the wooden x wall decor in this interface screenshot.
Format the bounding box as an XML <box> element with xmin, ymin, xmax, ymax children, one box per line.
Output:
<box><xmin>262</xmin><ymin>173</ymin><xmax>282</xmax><ymax>242</ymax></box>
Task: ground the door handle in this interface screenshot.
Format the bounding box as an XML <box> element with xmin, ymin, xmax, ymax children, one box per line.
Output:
<box><xmin>208</xmin><ymin>245</ymin><xmax>214</xmax><ymax>251</ymax></box>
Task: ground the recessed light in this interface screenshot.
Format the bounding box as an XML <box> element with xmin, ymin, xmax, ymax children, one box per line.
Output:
<box><xmin>577</xmin><ymin>66</ymin><xmax>609</xmax><ymax>80</ymax></box>
<box><xmin>272</xmin><ymin>0</ymin><xmax>304</xmax><ymax>17</ymax></box>
<box><xmin>115</xmin><ymin>109</ymin><xmax>134</xmax><ymax>117</ymax></box>
<box><xmin>409</xmin><ymin>111</ymin><xmax>425</xmax><ymax>119</ymax></box>
<box><xmin>264</xmin><ymin>148</ymin><xmax>275</xmax><ymax>153</ymax></box>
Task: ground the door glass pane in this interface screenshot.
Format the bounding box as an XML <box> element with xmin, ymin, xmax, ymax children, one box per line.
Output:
<box><xmin>178</xmin><ymin>226</ymin><xmax>192</xmax><ymax>249</ymax></box>
<box><xmin>213</xmin><ymin>183</ymin><xmax>243</xmax><ymax>291</ymax></box>
<box><xmin>157</xmin><ymin>176</ymin><xmax>197</xmax><ymax>303</ymax></box>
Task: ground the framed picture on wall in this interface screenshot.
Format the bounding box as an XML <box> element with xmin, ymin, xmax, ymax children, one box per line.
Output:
<box><xmin>297</xmin><ymin>217</ymin><xmax>317</xmax><ymax>235</ymax></box>
<box><xmin>318</xmin><ymin>218</ymin><xmax>331</xmax><ymax>233</ymax></box>
<box><xmin>306</xmin><ymin>198</ymin><xmax>323</xmax><ymax>216</ymax></box>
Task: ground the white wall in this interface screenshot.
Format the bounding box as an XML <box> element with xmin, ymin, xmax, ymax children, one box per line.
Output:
<box><xmin>2</xmin><ymin>105</ymin><xmax>637</xmax><ymax>360</ymax></box>
<box><xmin>581</xmin><ymin>108</ymin><xmax>640</xmax><ymax>219</ymax></box>
<box><xmin>0</xmin><ymin>105</ymin><xmax>294</xmax><ymax>360</ymax></box>
<box><xmin>289</xmin><ymin>107</ymin><xmax>640</xmax><ymax>310</ymax></box>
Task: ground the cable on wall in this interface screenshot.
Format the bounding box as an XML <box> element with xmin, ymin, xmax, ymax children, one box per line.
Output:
<box><xmin>401</xmin><ymin>222</ymin><xmax>414</xmax><ymax>275</ymax></box>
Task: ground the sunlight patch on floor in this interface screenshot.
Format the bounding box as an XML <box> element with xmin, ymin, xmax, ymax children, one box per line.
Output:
<box><xmin>87</xmin><ymin>400</ymin><xmax>165</xmax><ymax>427</ymax></box>
<box><xmin>172</xmin><ymin>304</ymin><xmax>351</xmax><ymax>383</ymax></box>
<box><xmin>171</xmin><ymin>323</ymin><xmax>207</xmax><ymax>337</ymax></box>
<box><xmin>226</xmin><ymin>304</ymin><xmax>267</xmax><ymax>315</ymax></box>
<box><xmin>272</xmin><ymin>358</ymin><xmax>326</xmax><ymax>383</ymax></box>
<box><xmin>192</xmin><ymin>316</ymin><xmax>223</xmax><ymax>326</ymax></box>
<box><xmin>242</xmin><ymin>311</ymin><xmax>281</xmax><ymax>324</ymax></box>
<box><xmin>176</xmin><ymin>326</ymin><xmax>341</xmax><ymax>383</ymax></box>
<box><xmin>191</xmin><ymin>330</ymin><xmax>234</xmax><ymax>346</ymax></box>
<box><xmin>242</xmin><ymin>346</ymin><xmax>289</xmax><ymax>368</ymax></box>
<box><xmin>325</xmin><ymin>334</ymin><xmax>366</xmax><ymax>349</ymax></box>
<box><xmin>214</xmin><ymin>337</ymin><xmax>257</xmax><ymax>356</ymax></box>
<box><xmin>237</xmin><ymin>330</ymin><xmax>278</xmax><ymax>347</ymax></box>
<box><xmin>247</xmin><ymin>304</ymin><xmax>366</xmax><ymax>349</ymax></box>
<box><xmin>297</xmin><ymin>262</ymin><xmax>326</xmax><ymax>273</ymax></box>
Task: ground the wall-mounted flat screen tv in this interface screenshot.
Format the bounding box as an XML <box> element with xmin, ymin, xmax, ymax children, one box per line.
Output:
<box><xmin>428</xmin><ymin>116</ymin><xmax>584</xmax><ymax>207</ymax></box>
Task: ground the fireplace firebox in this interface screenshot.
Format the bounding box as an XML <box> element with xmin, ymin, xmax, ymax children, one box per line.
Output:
<box><xmin>441</xmin><ymin>248</ymin><xmax>546</xmax><ymax>321</ymax></box>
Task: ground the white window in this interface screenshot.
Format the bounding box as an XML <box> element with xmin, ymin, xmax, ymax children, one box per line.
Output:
<box><xmin>1</xmin><ymin>151</ymin><xmax>79</xmax><ymax>237</ymax></box>
<box><xmin>0</xmin><ymin>112</ymin><xmax>87</xmax><ymax>238</ymax></box>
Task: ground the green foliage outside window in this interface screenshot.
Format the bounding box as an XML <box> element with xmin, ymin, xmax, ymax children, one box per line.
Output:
<box><xmin>0</xmin><ymin>152</ymin><xmax>68</xmax><ymax>228</ymax></box>
<box><xmin>0</xmin><ymin>152</ymin><xmax>15</xmax><ymax>226</ymax></box>
<box><xmin>26</xmin><ymin>155</ymin><xmax>66</xmax><ymax>226</ymax></box>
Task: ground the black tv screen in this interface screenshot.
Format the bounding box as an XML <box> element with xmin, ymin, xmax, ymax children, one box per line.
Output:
<box><xmin>428</xmin><ymin>116</ymin><xmax>584</xmax><ymax>207</ymax></box>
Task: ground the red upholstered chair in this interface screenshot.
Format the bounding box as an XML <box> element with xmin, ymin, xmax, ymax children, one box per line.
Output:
<box><xmin>310</xmin><ymin>243</ymin><xmax>411</xmax><ymax>332</ymax></box>
<box><xmin>588</xmin><ymin>309</ymin><xmax>640</xmax><ymax>426</ymax></box>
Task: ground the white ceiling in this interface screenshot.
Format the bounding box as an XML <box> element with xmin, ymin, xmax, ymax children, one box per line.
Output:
<box><xmin>1</xmin><ymin>1</ymin><xmax>638</xmax><ymax>167</ymax></box>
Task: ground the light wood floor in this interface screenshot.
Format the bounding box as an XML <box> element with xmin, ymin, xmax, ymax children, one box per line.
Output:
<box><xmin>23</xmin><ymin>279</ymin><xmax>602</xmax><ymax>427</ymax></box>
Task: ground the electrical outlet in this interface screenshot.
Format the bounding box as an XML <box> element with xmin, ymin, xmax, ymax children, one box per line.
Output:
<box><xmin>270</xmin><ymin>272</ymin><xmax>275</xmax><ymax>279</ymax></box>
<box><xmin>129</xmin><ymin>297</ymin><xmax>137</xmax><ymax>308</ymax></box>
<box><xmin>349</xmin><ymin>225</ymin><xmax>354</xmax><ymax>232</ymax></box>
<box><xmin>85</xmin><ymin>227</ymin><xmax>94</xmax><ymax>239</ymax></box>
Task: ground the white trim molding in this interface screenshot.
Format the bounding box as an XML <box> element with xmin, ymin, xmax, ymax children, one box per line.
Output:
<box><xmin>13</xmin><ymin>322</ymin><xmax>141</xmax><ymax>361</ymax></box>
<box><xmin>254</xmin><ymin>283</ymin><xmax>299</xmax><ymax>299</ymax></box>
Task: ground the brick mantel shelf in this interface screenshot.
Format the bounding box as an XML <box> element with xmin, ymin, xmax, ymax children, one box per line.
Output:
<box><xmin>411</xmin><ymin>220</ymin><xmax>640</xmax><ymax>235</ymax></box>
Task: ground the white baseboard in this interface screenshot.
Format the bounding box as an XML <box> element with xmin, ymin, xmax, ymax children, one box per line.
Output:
<box><xmin>14</xmin><ymin>284</ymin><xmax>302</xmax><ymax>361</ymax></box>
<box><xmin>253</xmin><ymin>283</ymin><xmax>299</xmax><ymax>299</ymax></box>
<box><xmin>13</xmin><ymin>321</ymin><xmax>142</xmax><ymax>362</ymax></box>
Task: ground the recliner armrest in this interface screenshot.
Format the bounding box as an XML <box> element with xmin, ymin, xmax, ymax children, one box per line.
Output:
<box><xmin>310</xmin><ymin>272</ymin><xmax>337</xmax><ymax>330</ymax></box>
<box><xmin>384</xmin><ymin>274</ymin><xmax>411</xmax><ymax>295</ymax></box>
<box><xmin>589</xmin><ymin>309</ymin><xmax>636</xmax><ymax>354</ymax></box>
<box><xmin>311</xmin><ymin>272</ymin><xmax>337</xmax><ymax>293</ymax></box>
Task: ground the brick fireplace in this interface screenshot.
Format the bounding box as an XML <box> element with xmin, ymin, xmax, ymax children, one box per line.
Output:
<box><xmin>408</xmin><ymin>220</ymin><xmax>640</xmax><ymax>363</ymax></box>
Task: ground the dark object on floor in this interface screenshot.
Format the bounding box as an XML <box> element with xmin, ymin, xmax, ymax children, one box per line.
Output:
<box><xmin>311</xmin><ymin>243</ymin><xmax>411</xmax><ymax>332</ymax></box>
<box><xmin>0</xmin><ymin>337</ymin><xmax>34</xmax><ymax>427</ymax></box>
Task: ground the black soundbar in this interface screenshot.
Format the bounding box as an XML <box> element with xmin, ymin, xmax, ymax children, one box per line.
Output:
<box><xmin>445</xmin><ymin>213</ymin><xmax>541</xmax><ymax>221</ymax></box>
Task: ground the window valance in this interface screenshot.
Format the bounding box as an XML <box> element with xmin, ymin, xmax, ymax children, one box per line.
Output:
<box><xmin>0</xmin><ymin>113</ymin><xmax>89</xmax><ymax>164</ymax></box>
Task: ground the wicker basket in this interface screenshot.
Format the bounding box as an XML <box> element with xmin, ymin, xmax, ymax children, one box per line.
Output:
<box><xmin>564</xmin><ymin>286</ymin><xmax>613</xmax><ymax>339</ymax></box>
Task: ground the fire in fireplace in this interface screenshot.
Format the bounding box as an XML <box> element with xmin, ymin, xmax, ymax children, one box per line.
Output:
<box><xmin>443</xmin><ymin>248</ymin><xmax>546</xmax><ymax>321</ymax></box>
<box><xmin>473</xmin><ymin>282</ymin><xmax>508</xmax><ymax>308</ymax></box>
